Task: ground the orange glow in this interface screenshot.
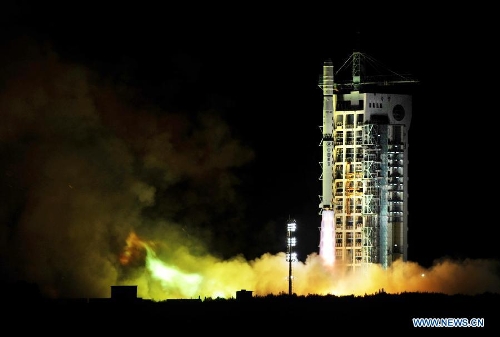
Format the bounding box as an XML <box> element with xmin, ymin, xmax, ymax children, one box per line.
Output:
<box><xmin>119</xmin><ymin>232</ymin><xmax>148</xmax><ymax>266</ymax></box>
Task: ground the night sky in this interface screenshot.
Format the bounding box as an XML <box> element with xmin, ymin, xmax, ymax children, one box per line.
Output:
<box><xmin>1</xmin><ymin>4</ymin><xmax>498</xmax><ymax>299</ymax></box>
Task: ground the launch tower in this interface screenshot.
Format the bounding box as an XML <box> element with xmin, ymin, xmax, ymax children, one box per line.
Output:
<box><xmin>318</xmin><ymin>51</ymin><xmax>418</xmax><ymax>271</ymax></box>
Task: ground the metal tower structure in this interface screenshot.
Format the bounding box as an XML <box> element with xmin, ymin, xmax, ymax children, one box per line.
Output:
<box><xmin>318</xmin><ymin>51</ymin><xmax>418</xmax><ymax>271</ymax></box>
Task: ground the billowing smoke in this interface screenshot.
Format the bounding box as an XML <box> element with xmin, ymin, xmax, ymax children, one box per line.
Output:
<box><xmin>121</xmin><ymin>231</ymin><xmax>500</xmax><ymax>300</ymax></box>
<box><xmin>0</xmin><ymin>34</ymin><xmax>255</xmax><ymax>298</ymax></box>
<box><xmin>1</xmin><ymin>34</ymin><xmax>499</xmax><ymax>301</ymax></box>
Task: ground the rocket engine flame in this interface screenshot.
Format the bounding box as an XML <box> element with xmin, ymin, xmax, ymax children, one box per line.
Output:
<box><xmin>319</xmin><ymin>210</ymin><xmax>335</xmax><ymax>266</ymax></box>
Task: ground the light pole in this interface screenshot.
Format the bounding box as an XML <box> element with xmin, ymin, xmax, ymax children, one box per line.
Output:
<box><xmin>286</xmin><ymin>219</ymin><xmax>297</xmax><ymax>296</ymax></box>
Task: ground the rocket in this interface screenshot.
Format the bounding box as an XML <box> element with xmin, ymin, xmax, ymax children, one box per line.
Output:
<box><xmin>319</xmin><ymin>60</ymin><xmax>335</xmax><ymax>211</ymax></box>
<box><xmin>319</xmin><ymin>60</ymin><xmax>335</xmax><ymax>266</ymax></box>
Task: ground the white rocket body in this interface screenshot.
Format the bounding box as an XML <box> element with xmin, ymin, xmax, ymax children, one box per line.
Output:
<box><xmin>321</xmin><ymin>61</ymin><xmax>334</xmax><ymax>209</ymax></box>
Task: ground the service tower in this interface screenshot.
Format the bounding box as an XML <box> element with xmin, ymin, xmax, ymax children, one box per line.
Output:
<box><xmin>318</xmin><ymin>51</ymin><xmax>418</xmax><ymax>272</ymax></box>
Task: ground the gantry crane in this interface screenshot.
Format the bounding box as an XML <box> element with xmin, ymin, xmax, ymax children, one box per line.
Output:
<box><xmin>333</xmin><ymin>51</ymin><xmax>419</xmax><ymax>92</ymax></box>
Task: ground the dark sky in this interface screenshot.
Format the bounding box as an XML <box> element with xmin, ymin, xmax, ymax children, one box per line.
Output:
<box><xmin>1</xmin><ymin>4</ymin><xmax>498</xmax><ymax>299</ymax></box>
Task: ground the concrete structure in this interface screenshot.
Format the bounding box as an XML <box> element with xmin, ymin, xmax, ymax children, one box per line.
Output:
<box><xmin>318</xmin><ymin>52</ymin><xmax>417</xmax><ymax>271</ymax></box>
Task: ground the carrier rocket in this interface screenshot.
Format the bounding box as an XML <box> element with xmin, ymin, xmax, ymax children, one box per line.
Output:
<box><xmin>318</xmin><ymin>60</ymin><xmax>335</xmax><ymax>266</ymax></box>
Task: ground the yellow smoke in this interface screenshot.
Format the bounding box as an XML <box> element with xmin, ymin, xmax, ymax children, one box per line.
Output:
<box><xmin>121</xmin><ymin>232</ymin><xmax>500</xmax><ymax>301</ymax></box>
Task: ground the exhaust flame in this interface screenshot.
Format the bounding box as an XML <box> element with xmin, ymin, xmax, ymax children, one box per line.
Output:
<box><xmin>319</xmin><ymin>210</ymin><xmax>335</xmax><ymax>266</ymax></box>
